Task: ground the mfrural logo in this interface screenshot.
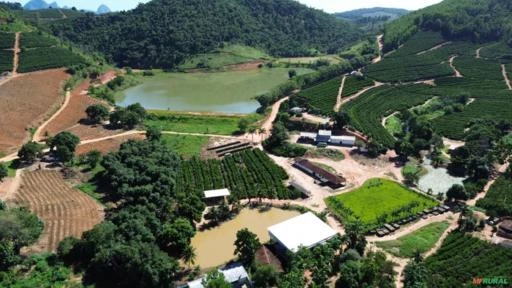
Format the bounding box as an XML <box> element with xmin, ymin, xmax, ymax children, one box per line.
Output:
<box><xmin>473</xmin><ymin>277</ymin><xmax>510</xmax><ymax>286</ymax></box>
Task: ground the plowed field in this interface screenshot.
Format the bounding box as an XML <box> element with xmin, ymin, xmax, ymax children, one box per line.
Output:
<box><xmin>13</xmin><ymin>170</ymin><xmax>103</xmax><ymax>253</ymax></box>
<box><xmin>0</xmin><ymin>69</ymin><xmax>68</xmax><ymax>155</ymax></box>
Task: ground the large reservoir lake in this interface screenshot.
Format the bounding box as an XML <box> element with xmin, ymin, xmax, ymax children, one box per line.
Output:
<box><xmin>116</xmin><ymin>68</ymin><xmax>313</xmax><ymax>114</ymax></box>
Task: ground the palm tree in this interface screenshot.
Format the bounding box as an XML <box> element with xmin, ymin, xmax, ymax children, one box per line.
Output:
<box><xmin>183</xmin><ymin>245</ymin><xmax>197</xmax><ymax>269</ymax></box>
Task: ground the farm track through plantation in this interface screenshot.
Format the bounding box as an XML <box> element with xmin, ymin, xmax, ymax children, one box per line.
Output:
<box><xmin>12</xmin><ymin>32</ymin><xmax>20</xmax><ymax>75</ymax></box>
<box><xmin>13</xmin><ymin>170</ymin><xmax>104</xmax><ymax>253</ymax></box>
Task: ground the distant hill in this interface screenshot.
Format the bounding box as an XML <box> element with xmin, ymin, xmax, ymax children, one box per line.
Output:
<box><xmin>336</xmin><ymin>7</ymin><xmax>408</xmax><ymax>21</ymax></box>
<box><xmin>48</xmin><ymin>2</ymin><xmax>59</xmax><ymax>9</ymax></box>
<box><xmin>96</xmin><ymin>4</ymin><xmax>110</xmax><ymax>14</ymax></box>
<box><xmin>383</xmin><ymin>0</ymin><xmax>512</xmax><ymax>52</ymax></box>
<box><xmin>335</xmin><ymin>7</ymin><xmax>408</xmax><ymax>33</ymax></box>
<box><xmin>48</xmin><ymin>0</ymin><xmax>362</xmax><ymax>69</ymax></box>
<box><xmin>23</xmin><ymin>0</ymin><xmax>49</xmax><ymax>10</ymax></box>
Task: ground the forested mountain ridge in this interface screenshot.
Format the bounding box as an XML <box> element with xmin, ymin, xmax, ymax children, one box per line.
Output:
<box><xmin>48</xmin><ymin>0</ymin><xmax>362</xmax><ymax>69</ymax></box>
<box><xmin>335</xmin><ymin>7</ymin><xmax>408</xmax><ymax>21</ymax></box>
<box><xmin>383</xmin><ymin>0</ymin><xmax>512</xmax><ymax>52</ymax></box>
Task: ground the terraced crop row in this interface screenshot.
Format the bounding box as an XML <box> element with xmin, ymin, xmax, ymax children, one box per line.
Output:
<box><xmin>0</xmin><ymin>50</ymin><xmax>13</xmax><ymax>73</ymax></box>
<box><xmin>0</xmin><ymin>32</ymin><xmax>15</xmax><ymax>49</ymax></box>
<box><xmin>13</xmin><ymin>170</ymin><xmax>104</xmax><ymax>252</ymax></box>
<box><xmin>343</xmin><ymin>84</ymin><xmax>435</xmax><ymax>147</ymax></box>
<box><xmin>342</xmin><ymin>76</ymin><xmax>374</xmax><ymax>97</ymax></box>
<box><xmin>476</xmin><ymin>173</ymin><xmax>512</xmax><ymax>216</ymax></box>
<box><xmin>20</xmin><ymin>32</ymin><xmax>58</xmax><ymax>49</ymax></box>
<box><xmin>387</xmin><ymin>31</ymin><xmax>446</xmax><ymax>58</ymax></box>
<box><xmin>176</xmin><ymin>149</ymin><xmax>299</xmax><ymax>200</ymax></box>
<box><xmin>18</xmin><ymin>47</ymin><xmax>85</xmax><ymax>73</ymax></box>
<box><xmin>424</xmin><ymin>232</ymin><xmax>512</xmax><ymax>287</ymax></box>
<box><xmin>297</xmin><ymin>77</ymin><xmax>341</xmax><ymax>116</ymax></box>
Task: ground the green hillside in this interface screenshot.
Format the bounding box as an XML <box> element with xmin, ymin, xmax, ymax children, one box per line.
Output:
<box><xmin>382</xmin><ymin>0</ymin><xmax>512</xmax><ymax>53</ymax></box>
<box><xmin>335</xmin><ymin>7</ymin><xmax>408</xmax><ymax>33</ymax></box>
<box><xmin>47</xmin><ymin>0</ymin><xmax>362</xmax><ymax>69</ymax></box>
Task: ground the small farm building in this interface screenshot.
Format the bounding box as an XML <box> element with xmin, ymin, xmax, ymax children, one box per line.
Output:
<box><xmin>330</xmin><ymin>135</ymin><xmax>356</xmax><ymax>146</ymax></box>
<box><xmin>316</xmin><ymin>130</ymin><xmax>332</xmax><ymax>144</ymax></box>
<box><xmin>498</xmin><ymin>218</ymin><xmax>512</xmax><ymax>239</ymax></box>
<box><xmin>268</xmin><ymin>212</ymin><xmax>337</xmax><ymax>253</ymax></box>
<box><xmin>203</xmin><ymin>188</ymin><xmax>230</xmax><ymax>205</ymax></box>
<box><xmin>186</xmin><ymin>263</ymin><xmax>251</xmax><ymax>288</ymax></box>
<box><xmin>293</xmin><ymin>158</ymin><xmax>346</xmax><ymax>188</ymax></box>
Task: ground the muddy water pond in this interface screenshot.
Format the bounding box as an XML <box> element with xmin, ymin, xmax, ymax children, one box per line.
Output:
<box><xmin>116</xmin><ymin>68</ymin><xmax>313</xmax><ymax>114</ymax></box>
<box><xmin>191</xmin><ymin>207</ymin><xmax>300</xmax><ymax>268</ymax></box>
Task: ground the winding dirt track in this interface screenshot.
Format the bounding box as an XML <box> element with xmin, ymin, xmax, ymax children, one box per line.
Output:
<box><xmin>334</xmin><ymin>75</ymin><xmax>347</xmax><ymax>112</ymax></box>
<box><xmin>416</xmin><ymin>42</ymin><xmax>452</xmax><ymax>55</ymax></box>
<box><xmin>449</xmin><ymin>56</ymin><xmax>463</xmax><ymax>78</ymax></box>
<box><xmin>33</xmin><ymin>90</ymin><xmax>71</xmax><ymax>142</ymax></box>
<box><xmin>501</xmin><ymin>64</ymin><xmax>512</xmax><ymax>90</ymax></box>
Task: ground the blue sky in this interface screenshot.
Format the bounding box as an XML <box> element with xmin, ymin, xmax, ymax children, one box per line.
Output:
<box><xmin>12</xmin><ymin>0</ymin><xmax>443</xmax><ymax>12</ymax></box>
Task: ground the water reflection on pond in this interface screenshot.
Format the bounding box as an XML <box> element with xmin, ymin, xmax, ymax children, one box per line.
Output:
<box><xmin>191</xmin><ymin>207</ymin><xmax>300</xmax><ymax>269</ymax></box>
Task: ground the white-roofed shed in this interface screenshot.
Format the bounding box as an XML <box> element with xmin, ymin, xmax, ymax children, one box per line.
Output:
<box><xmin>204</xmin><ymin>188</ymin><xmax>230</xmax><ymax>199</ymax></box>
<box><xmin>268</xmin><ymin>212</ymin><xmax>338</xmax><ymax>253</ymax></box>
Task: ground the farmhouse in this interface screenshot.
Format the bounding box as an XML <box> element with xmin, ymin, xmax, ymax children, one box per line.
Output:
<box><xmin>186</xmin><ymin>263</ymin><xmax>251</xmax><ymax>288</ymax></box>
<box><xmin>268</xmin><ymin>212</ymin><xmax>337</xmax><ymax>253</ymax></box>
<box><xmin>497</xmin><ymin>218</ymin><xmax>512</xmax><ymax>240</ymax></box>
<box><xmin>203</xmin><ymin>188</ymin><xmax>230</xmax><ymax>205</ymax></box>
<box><xmin>293</xmin><ymin>158</ymin><xmax>346</xmax><ymax>188</ymax></box>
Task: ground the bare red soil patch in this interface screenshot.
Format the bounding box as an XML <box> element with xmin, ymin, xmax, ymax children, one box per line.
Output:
<box><xmin>42</xmin><ymin>78</ymin><xmax>122</xmax><ymax>141</ymax></box>
<box><xmin>226</xmin><ymin>60</ymin><xmax>265</xmax><ymax>71</ymax></box>
<box><xmin>0</xmin><ymin>69</ymin><xmax>68</xmax><ymax>155</ymax></box>
<box><xmin>76</xmin><ymin>134</ymin><xmax>146</xmax><ymax>155</ymax></box>
<box><xmin>13</xmin><ymin>170</ymin><xmax>104</xmax><ymax>253</ymax></box>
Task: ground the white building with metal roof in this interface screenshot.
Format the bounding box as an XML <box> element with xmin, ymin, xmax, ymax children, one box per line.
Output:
<box><xmin>203</xmin><ymin>188</ymin><xmax>231</xmax><ymax>199</ymax></box>
<box><xmin>186</xmin><ymin>263</ymin><xmax>251</xmax><ymax>288</ymax></box>
<box><xmin>268</xmin><ymin>212</ymin><xmax>337</xmax><ymax>253</ymax></box>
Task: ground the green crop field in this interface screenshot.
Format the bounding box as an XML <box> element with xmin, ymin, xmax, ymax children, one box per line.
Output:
<box><xmin>161</xmin><ymin>134</ymin><xmax>210</xmax><ymax>158</ymax></box>
<box><xmin>176</xmin><ymin>149</ymin><xmax>299</xmax><ymax>200</ymax></box>
<box><xmin>342</xmin><ymin>76</ymin><xmax>374</xmax><ymax>97</ymax></box>
<box><xmin>0</xmin><ymin>32</ymin><xmax>15</xmax><ymax>49</ymax></box>
<box><xmin>20</xmin><ymin>32</ymin><xmax>58</xmax><ymax>48</ymax></box>
<box><xmin>476</xmin><ymin>172</ymin><xmax>512</xmax><ymax>216</ymax></box>
<box><xmin>387</xmin><ymin>31</ymin><xmax>447</xmax><ymax>59</ymax></box>
<box><xmin>422</xmin><ymin>232</ymin><xmax>512</xmax><ymax>287</ymax></box>
<box><xmin>179</xmin><ymin>45</ymin><xmax>269</xmax><ymax>69</ymax></box>
<box><xmin>18</xmin><ymin>47</ymin><xmax>85</xmax><ymax>73</ymax></box>
<box><xmin>376</xmin><ymin>221</ymin><xmax>450</xmax><ymax>258</ymax></box>
<box><xmin>297</xmin><ymin>77</ymin><xmax>341</xmax><ymax>116</ymax></box>
<box><xmin>325</xmin><ymin>178</ymin><xmax>438</xmax><ymax>230</ymax></box>
<box><xmin>343</xmin><ymin>84</ymin><xmax>434</xmax><ymax>147</ymax></box>
<box><xmin>145</xmin><ymin>111</ymin><xmax>262</xmax><ymax>135</ymax></box>
<box><xmin>0</xmin><ymin>50</ymin><xmax>13</xmax><ymax>73</ymax></box>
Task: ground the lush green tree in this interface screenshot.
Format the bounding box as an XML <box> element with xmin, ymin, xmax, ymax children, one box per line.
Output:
<box><xmin>446</xmin><ymin>184</ymin><xmax>468</xmax><ymax>201</ymax></box>
<box><xmin>403</xmin><ymin>261</ymin><xmax>428</xmax><ymax>288</ymax></box>
<box><xmin>278</xmin><ymin>268</ymin><xmax>305</xmax><ymax>288</ymax></box>
<box><xmin>343</xmin><ymin>220</ymin><xmax>367</xmax><ymax>255</ymax></box>
<box><xmin>18</xmin><ymin>142</ymin><xmax>44</xmax><ymax>163</ymax></box>
<box><xmin>110</xmin><ymin>104</ymin><xmax>146</xmax><ymax>130</ymax></box>
<box><xmin>157</xmin><ymin>218</ymin><xmax>195</xmax><ymax>257</ymax></box>
<box><xmin>0</xmin><ymin>163</ymin><xmax>7</xmax><ymax>182</ymax></box>
<box><xmin>336</xmin><ymin>252</ymin><xmax>395</xmax><ymax>288</ymax></box>
<box><xmin>252</xmin><ymin>265</ymin><xmax>279</xmax><ymax>288</ymax></box>
<box><xmin>335</xmin><ymin>110</ymin><xmax>351</xmax><ymax>129</ymax></box>
<box><xmin>81</xmin><ymin>150</ymin><xmax>101</xmax><ymax>170</ymax></box>
<box><xmin>48</xmin><ymin>132</ymin><xmax>80</xmax><ymax>163</ymax></box>
<box><xmin>234</xmin><ymin>228</ymin><xmax>261</xmax><ymax>267</ymax></box>
<box><xmin>403</xmin><ymin>168</ymin><xmax>420</xmax><ymax>186</ymax></box>
<box><xmin>288</xmin><ymin>69</ymin><xmax>297</xmax><ymax>79</ymax></box>
<box><xmin>182</xmin><ymin>245</ymin><xmax>196</xmax><ymax>268</ymax></box>
<box><xmin>0</xmin><ymin>241</ymin><xmax>18</xmax><ymax>271</ymax></box>
<box><xmin>85</xmin><ymin>104</ymin><xmax>109</xmax><ymax>124</ymax></box>
<box><xmin>202</xmin><ymin>270</ymin><xmax>231</xmax><ymax>288</ymax></box>
<box><xmin>238</xmin><ymin>118</ymin><xmax>250</xmax><ymax>133</ymax></box>
<box><xmin>146</xmin><ymin>126</ymin><xmax>162</xmax><ymax>142</ymax></box>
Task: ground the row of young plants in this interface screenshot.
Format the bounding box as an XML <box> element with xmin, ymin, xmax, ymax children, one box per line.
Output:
<box><xmin>175</xmin><ymin>149</ymin><xmax>299</xmax><ymax>200</ymax></box>
<box><xmin>296</xmin><ymin>76</ymin><xmax>341</xmax><ymax>116</ymax></box>
<box><xmin>341</xmin><ymin>75</ymin><xmax>374</xmax><ymax>97</ymax></box>
<box><xmin>18</xmin><ymin>46</ymin><xmax>85</xmax><ymax>73</ymax></box>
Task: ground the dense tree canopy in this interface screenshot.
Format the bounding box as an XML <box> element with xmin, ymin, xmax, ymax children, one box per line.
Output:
<box><xmin>48</xmin><ymin>0</ymin><xmax>361</xmax><ymax>68</ymax></box>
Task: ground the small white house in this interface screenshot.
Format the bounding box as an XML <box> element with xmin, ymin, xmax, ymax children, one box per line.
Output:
<box><xmin>316</xmin><ymin>130</ymin><xmax>332</xmax><ymax>143</ymax></box>
<box><xmin>268</xmin><ymin>212</ymin><xmax>337</xmax><ymax>253</ymax></box>
<box><xmin>203</xmin><ymin>188</ymin><xmax>230</xmax><ymax>205</ymax></box>
<box><xmin>187</xmin><ymin>263</ymin><xmax>251</xmax><ymax>288</ymax></box>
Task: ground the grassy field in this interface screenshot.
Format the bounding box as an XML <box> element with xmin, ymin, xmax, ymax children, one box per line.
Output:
<box><xmin>276</xmin><ymin>55</ymin><xmax>342</xmax><ymax>65</ymax></box>
<box><xmin>145</xmin><ymin>111</ymin><xmax>262</xmax><ymax>135</ymax></box>
<box><xmin>325</xmin><ymin>178</ymin><xmax>438</xmax><ymax>229</ymax></box>
<box><xmin>161</xmin><ymin>134</ymin><xmax>210</xmax><ymax>158</ymax></box>
<box><xmin>179</xmin><ymin>45</ymin><xmax>269</xmax><ymax>69</ymax></box>
<box><xmin>384</xmin><ymin>114</ymin><xmax>402</xmax><ymax>136</ymax></box>
<box><xmin>305</xmin><ymin>148</ymin><xmax>345</xmax><ymax>161</ymax></box>
<box><xmin>376</xmin><ymin>221</ymin><xmax>450</xmax><ymax>258</ymax></box>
